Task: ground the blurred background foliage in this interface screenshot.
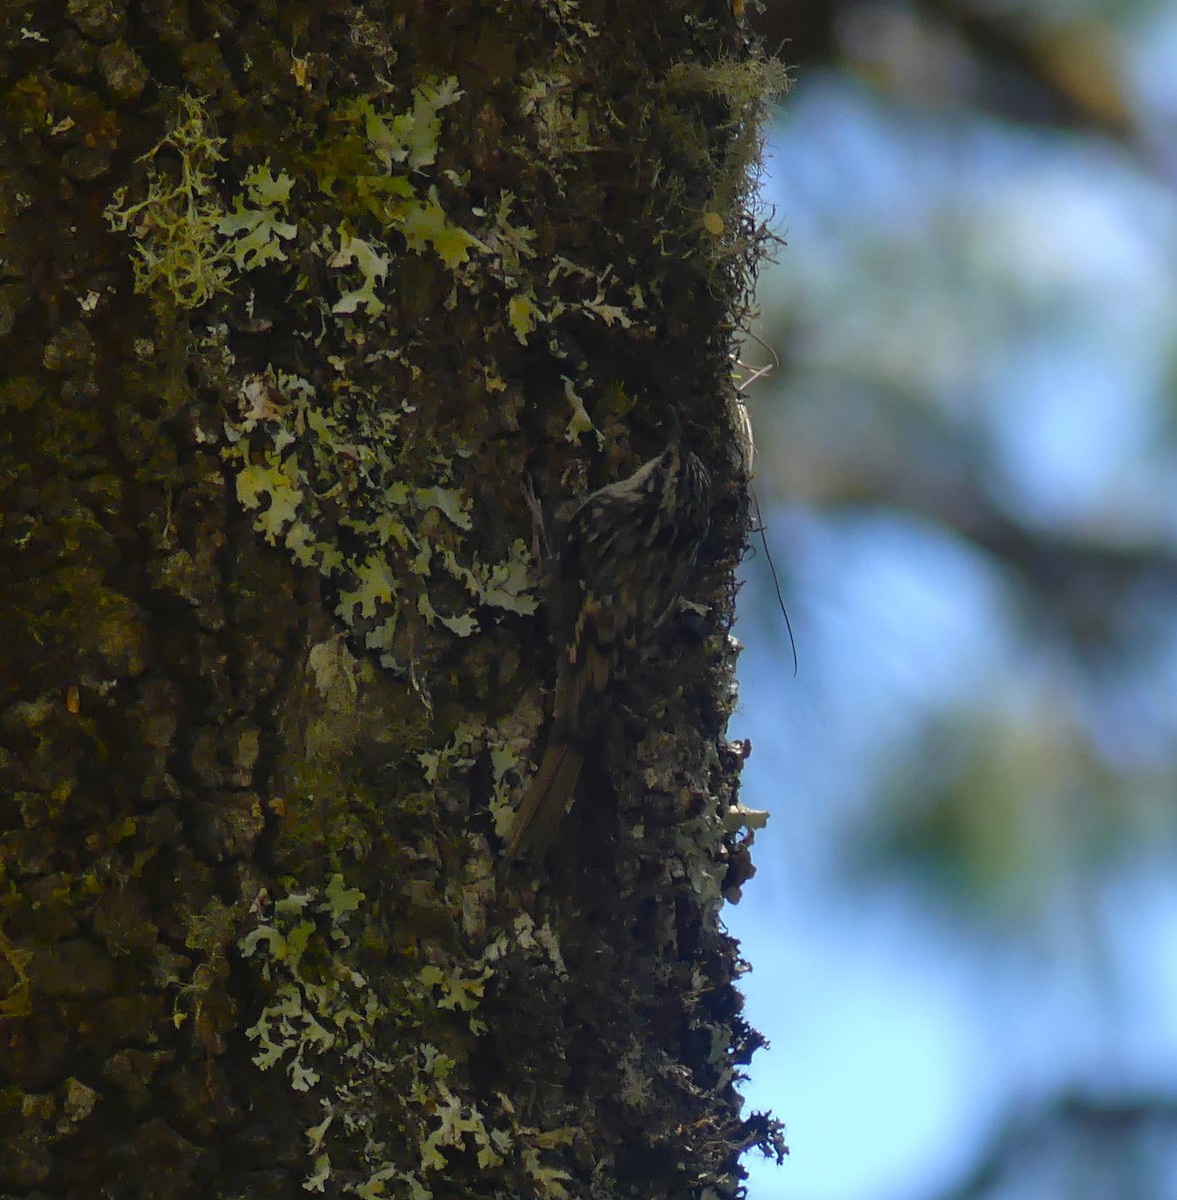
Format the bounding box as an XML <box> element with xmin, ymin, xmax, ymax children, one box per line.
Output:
<box><xmin>729</xmin><ymin>1</ymin><xmax>1177</xmax><ymax>1198</ymax></box>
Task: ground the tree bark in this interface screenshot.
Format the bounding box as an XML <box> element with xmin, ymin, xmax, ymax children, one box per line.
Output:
<box><xmin>0</xmin><ymin>1</ymin><xmax>786</xmax><ymax>1196</ymax></box>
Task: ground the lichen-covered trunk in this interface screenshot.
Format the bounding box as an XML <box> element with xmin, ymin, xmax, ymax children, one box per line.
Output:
<box><xmin>0</xmin><ymin>1</ymin><xmax>785</xmax><ymax>1196</ymax></box>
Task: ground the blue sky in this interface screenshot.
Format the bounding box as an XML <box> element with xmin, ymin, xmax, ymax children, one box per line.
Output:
<box><xmin>728</xmin><ymin>57</ymin><xmax>1177</xmax><ymax>1198</ymax></box>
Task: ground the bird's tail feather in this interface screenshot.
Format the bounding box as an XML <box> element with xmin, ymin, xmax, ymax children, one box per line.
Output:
<box><xmin>502</xmin><ymin>741</ymin><xmax>584</xmax><ymax>867</ymax></box>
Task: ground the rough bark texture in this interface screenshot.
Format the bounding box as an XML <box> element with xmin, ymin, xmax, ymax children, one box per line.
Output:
<box><xmin>1</xmin><ymin>1</ymin><xmax>786</xmax><ymax>1196</ymax></box>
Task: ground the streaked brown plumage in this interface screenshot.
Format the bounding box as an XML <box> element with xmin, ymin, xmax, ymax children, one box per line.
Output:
<box><xmin>503</xmin><ymin>433</ymin><xmax>711</xmax><ymax>865</ymax></box>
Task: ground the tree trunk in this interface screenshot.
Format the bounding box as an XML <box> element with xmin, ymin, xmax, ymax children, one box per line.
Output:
<box><xmin>0</xmin><ymin>1</ymin><xmax>786</xmax><ymax>1196</ymax></box>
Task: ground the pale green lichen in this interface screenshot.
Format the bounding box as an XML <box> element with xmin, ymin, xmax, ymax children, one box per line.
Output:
<box><xmin>0</xmin><ymin>928</ymin><xmax>33</xmax><ymax>1019</ymax></box>
<box><xmin>357</xmin><ymin>78</ymin><xmax>464</xmax><ymax>172</ymax></box>
<box><xmin>328</xmin><ymin>233</ymin><xmax>392</xmax><ymax>315</ymax></box>
<box><xmin>217</xmin><ymin>163</ymin><xmax>298</xmax><ymax>270</ymax></box>
<box><xmin>518</xmin><ymin>69</ymin><xmax>599</xmax><ymax>166</ymax></box>
<box><xmin>239</xmin><ymin>878</ymin><xmax>576</xmax><ymax>1197</ymax></box>
<box><xmin>240</xmin><ymin>878</ymin><xmax>378</xmax><ymax>1098</ymax></box>
<box><xmin>103</xmin><ymin>99</ymin><xmax>299</xmax><ymax>309</ymax></box>
<box><xmin>418</xmin><ymin>716</ymin><xmax>541</xmax><ymax>845</ymax></box>
<box><xmin>195</xmin><ymin>86</ymin><xmax>559</xmax><ymax>691</ymax></box>
<box><xmin>660</xmin><ymin>54</ymin><xmax>788</xmax><ymax>286</ymax></box>
<box><xmin>222</xmin><ymin>362</ymin><xmax>537</xmax><ymax>676</ymax></box>
<box><xmin>400</xmin><ymin>186</ymin><xmax>485</xmax><ymax>268</ymax></box>
<box><xmin>119</xmin><ymin>84</ymin><xmax>675</xmax><ymax>703</ymax></box>
<box><xmin>103</xmin><ymin>94</ymin><xmax>233</xmax><ymax>309</ymax></box>
<box><xmin>460</xmin><ymin>539</ymin><xmax>538</xmax><ymax>614</ymax></box>
<box><xmin>417</xmin><ymin>963</ymin><xmax>491</xmax><ymax>1036</ymax></box>
<box><xmin>536</xmin><ymin>0</ymin><xmax>599</xmax><ymax>48</ymax></box>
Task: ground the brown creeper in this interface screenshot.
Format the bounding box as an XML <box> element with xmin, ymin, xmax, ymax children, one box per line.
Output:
<box><xmin>503</xmin><ymin>430</ymin><xmax>712</xmax><ymax>865</ymax></box>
